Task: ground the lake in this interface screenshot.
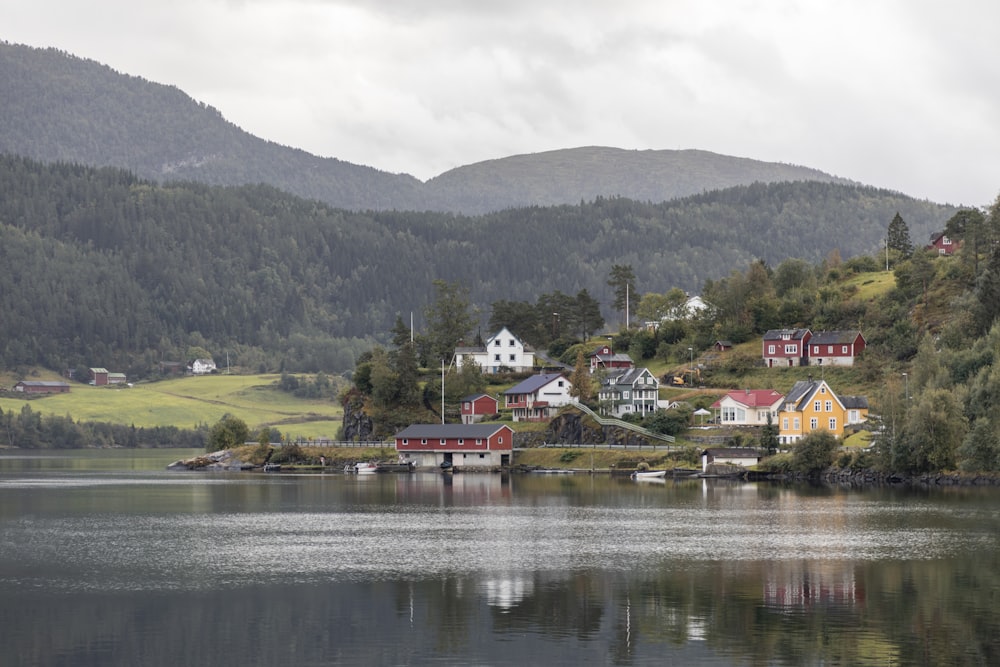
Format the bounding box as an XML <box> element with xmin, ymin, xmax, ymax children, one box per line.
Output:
<box><xmin>1</xmin><ymin>449</ymin><xmax>998</xmax><ymax>666</ymax></box>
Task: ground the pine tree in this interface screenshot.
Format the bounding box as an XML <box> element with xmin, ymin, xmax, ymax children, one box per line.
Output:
<box><xmin>887</xmin><ymin>212</ymin><xmax>913</xmax><ymax>258</ymax></box>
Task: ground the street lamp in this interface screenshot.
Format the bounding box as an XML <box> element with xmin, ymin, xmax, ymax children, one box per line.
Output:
<box><xmin>607</xmin><ymin>335</ymin><xmax>614</xmax><ymax>356</ymax></box>
<box><xmin>902</xmin><ymin>372</ymin><xmax>909</xmax><ymax>401</ymax></box>
<box><xmin>551</xmin><ymin>312</ymin><xmax>559</xmax><ymax>339</ymax></box>
<box><xmin>688</xmin><ymin>347</ymin><xmax>694</xmax><ymax>387</ymax></box>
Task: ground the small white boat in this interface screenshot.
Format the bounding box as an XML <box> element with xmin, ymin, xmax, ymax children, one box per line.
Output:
<box><xmin>351</xmin><ymin>462</ymin><xmax>379</xmax><ymax>474</ymax></box>
<box><xmin>631</xmin><ymin>470</ymin><xmax>667</xmax><ymax>480</ymax></box>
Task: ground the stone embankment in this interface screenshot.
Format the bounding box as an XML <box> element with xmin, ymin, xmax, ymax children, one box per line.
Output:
<box><xmin>760</xmin><ymin>467</ymin><xmax>1000</xmax><ymax>487</ymax></box>
<box><xmin>166</xmin><ymin>449</ymin><xmax>253</xmax><ymax>471</ymax></box>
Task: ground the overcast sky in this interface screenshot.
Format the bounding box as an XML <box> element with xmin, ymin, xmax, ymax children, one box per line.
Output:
<box><xmin>6</xmin><ymin>0</ymin><xmax>1000</xmax><ymax>206</ymax></box>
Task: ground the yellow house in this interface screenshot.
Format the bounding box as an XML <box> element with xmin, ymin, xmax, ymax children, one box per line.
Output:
<box><xmin>778</xmin><ymin>379</ymin><xmax>869</xmax><ymax>445</ymax></box>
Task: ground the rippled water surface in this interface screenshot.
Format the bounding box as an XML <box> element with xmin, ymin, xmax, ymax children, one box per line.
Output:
<box><xmin>2</xmin><ymin>450</ymin><xmax>999</xmax><ymax>666</ymax></box>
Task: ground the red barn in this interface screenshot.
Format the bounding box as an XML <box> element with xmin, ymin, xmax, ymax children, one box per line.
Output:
<box><xmin>394</xmin><ymin>424</ymin><xmax>513</xmax><ymax>469</ymax></box>
<box><xmin>807</xmin><ymin>331</ymin><xmax>866</xmax><ymax>367</ymax></box>
<box><xmin>762</xmin><ymin>329</ymin><xmax>811</xmax><ymax>367</ymax></box>
<box><xmin>461</xmin><ymin>393</ymin><xmax>499</xmax><ymax>424</ymax></box>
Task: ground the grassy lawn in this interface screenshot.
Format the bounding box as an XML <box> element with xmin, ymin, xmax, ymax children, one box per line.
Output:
<box><xmin>0</xmin><ymin>374</ymin><xmax>343</xmax><ymax>439</ymax></box>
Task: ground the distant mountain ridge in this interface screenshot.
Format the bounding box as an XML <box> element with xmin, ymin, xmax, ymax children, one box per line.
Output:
<box><xmin>1</xmin><ymin>42</ymin><xmax>862</xmax><ymax>213</ymax></box>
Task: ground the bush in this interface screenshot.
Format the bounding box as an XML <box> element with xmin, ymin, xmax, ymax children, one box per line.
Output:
<box><xmin>791</xmin><ymin>431</ymin><xmax>839</xmax><ymax>476</ymax></box>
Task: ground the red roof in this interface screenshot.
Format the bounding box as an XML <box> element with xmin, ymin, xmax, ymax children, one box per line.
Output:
<box><xmin>711</xmin><ymin>389</ymin><xmax>784</xmax><ymax>409</ymax></box>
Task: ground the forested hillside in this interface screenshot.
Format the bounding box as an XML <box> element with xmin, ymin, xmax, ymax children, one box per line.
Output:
<box><xmin>0</xmin><ymin>155</ymin><xmax>956</xmax><ymax>377</ymax></box>
<box><xmin>3</xmin><ymin>42</ymin><xmax>859</xmax><ymax>214</ymax></box>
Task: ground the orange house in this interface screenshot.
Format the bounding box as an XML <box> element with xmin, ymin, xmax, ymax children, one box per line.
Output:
<box><xmin>777</xmin><ymin>379</ymin><xmax>869</xmax><ymax>445</ymax></box>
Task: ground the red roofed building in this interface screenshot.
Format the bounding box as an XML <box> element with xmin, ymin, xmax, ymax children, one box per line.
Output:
<box><xmin>711</xmin><ymin>389</ymin><xmax>785</xmax><ymax>426</ymax></box>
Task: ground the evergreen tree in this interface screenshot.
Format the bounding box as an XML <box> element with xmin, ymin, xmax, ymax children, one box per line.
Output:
<box><xmin>424</xmin><ymin>280</ymin><xmax>476</xmax><ymax>364</ymax></box>
<box><xmin>887</xmin><ymin>212</ymin><xmax>914</xmax><ymax>258</ymax></box>
<box><xmin>759</xmin><ymin>412</ymin><xmax>779</xmax><ymax>456</ymax></box>
<box><xmin>607</xmin><ymin>264</ymin><xmax>636</xmax><ymax>328</ymax></box>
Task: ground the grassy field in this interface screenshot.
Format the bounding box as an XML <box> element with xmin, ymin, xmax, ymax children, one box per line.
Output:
<box><xmin>0</xmin><ymin>374</ymin><xmax>344</xmax><ymax>439</ymax></box>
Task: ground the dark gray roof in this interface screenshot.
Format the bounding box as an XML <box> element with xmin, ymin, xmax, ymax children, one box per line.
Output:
<box><xmin>841</xmin><ymin>396</ymin><xmax>869</xmax><ymax>409</ymax></box>
<box><xmin>601</xmin><ymin>367</ymin><xmax>655</xmax><ymax>387</ymax></box>
<box><xmin>781</xmin><ymin>379</ymin><xmax>820</xmax><ymax>411</ymax></box>
<box><xmin>461</xmin><ymin>393</ymin><xmax>495</xmax><ymax>402</ymax></box>
<box><xmin>16</xmin><ymin>380</ymin><xmax>69</xmax><ymax>387</ymax></box>
<box><xmin>809</xmin><ymin>330</ymin><xmax>863</xmax><ymax>346</ymax></box>
<box><xmin>703</xmin><ymin>447</ymin><xmax>762</xmax><ymax>457</ymax></box>
<box><xmin>503</xmin><ymin>373</ymin><xmax>567</xmax><ymax>395</ymax></box>
<box><xmin>762</xmin><ymin>328</ymin><xmax>810</xmax><ymax>341</ymax></box>
<box><xmin>394</xmin><ymin>424</ymin><xmax>511</xmax><ymax>439</ymax></box>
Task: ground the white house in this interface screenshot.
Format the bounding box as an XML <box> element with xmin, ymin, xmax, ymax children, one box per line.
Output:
<box><xmin>503</xmin><ymin>373</ymin><xmax>573</xmax><ymax>422</ymax></box>
<box><xmin>710</xmin><ymin>389</ymin><xmax>785</xmax><ymax>426</ymax></box>
<box><xmin>454</xmin><ymin>327</ymin><xmax>535</xmax><ymax>374</ymax></box>
<box><xmin>189</xmin><ymin>358</ymin><xmax>217</xmax><ymax>375</ymax></box>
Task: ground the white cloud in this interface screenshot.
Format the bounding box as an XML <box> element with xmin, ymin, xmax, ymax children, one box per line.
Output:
<box><xmin>4</xmin><ymin>0</ymin><xmax>1000</xmax><ymax>204</ymax></box>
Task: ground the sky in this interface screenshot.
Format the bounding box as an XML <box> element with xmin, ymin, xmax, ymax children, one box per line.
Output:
<box><xmin>6</xmin><ymin>0</ymin><xmax>1000</xmax><ymax>206</ymax></box>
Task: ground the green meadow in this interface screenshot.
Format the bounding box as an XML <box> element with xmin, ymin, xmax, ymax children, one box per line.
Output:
<box><xmin>0</xmin><ymin>374</ymin><xmax>344</xmax><ymax>440</ymax></box>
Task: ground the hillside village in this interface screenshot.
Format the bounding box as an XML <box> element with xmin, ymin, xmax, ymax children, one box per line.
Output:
<box><xmin>343</xmin><ymin>214</ymin><xmax>1000</xmax><ymax>479</ymax></box>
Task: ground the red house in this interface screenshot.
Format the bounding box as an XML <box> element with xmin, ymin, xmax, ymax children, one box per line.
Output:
<box><xmin>394</xmin><ymin>424</ymin><xmax>513</xmax><ymax>469</ymax></box>
<box><xmin>461</xmin><ymin>393</ymin><xmax>499</xmax><ymax>424</ymax></box>
<box><xmin>589</xmin><ymin>345</ymin><xmax>634</xmax><ymax>372</ymax></box>
<box><xmin>927</xmin><ymin>232</ymin><xmax>959</xmax><ymax>255</ymax></box>
<box><xmin>762</xmin><ymin>329</ymin><xmax>811</xmax><ymax>367</ymax></box>
<box><xmin>806</xmin><ymin>331</ymin><xmax>866</xmax><ymax>367</ymax></box>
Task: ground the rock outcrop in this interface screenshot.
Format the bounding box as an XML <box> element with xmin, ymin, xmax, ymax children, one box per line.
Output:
<box><xmin>166</xmin><ymin>449</ymin><xmax>252</xmax><ymax>471</ymax></box>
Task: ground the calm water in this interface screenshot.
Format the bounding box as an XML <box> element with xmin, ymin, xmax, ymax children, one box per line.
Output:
<box><xmin>1</xmin><ymin>450</ymin><xmax>999</xmax><ymax>666</ymax></box>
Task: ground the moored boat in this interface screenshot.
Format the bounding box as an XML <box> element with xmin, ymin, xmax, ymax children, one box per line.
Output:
<box><xmin>630</xmin><ymin>470</ymin><xmax>667</xmax><ymax>480</ymax></box>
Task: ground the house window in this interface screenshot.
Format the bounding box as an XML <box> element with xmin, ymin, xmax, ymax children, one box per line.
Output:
<box><xmin>421</xmin><ymin>439</ymin><xmax>427</xmax><ymax>445</ymax></box>
<box><xmin>509</xmin><ymin>339</ymin><xmax>515</xmax><ymax>346</ymax></box>
<box><xmin>842</xmin><ymin>346</ymin><xmax>848</xmax><ymax>354</ymax></box>
<box><xmin>494</xmin><ymin>354</ymin><xmax>501</xmax><ymax>362</ymax></box>
<box><xmin>814</xmin><ymin>401</ymin><xmax>821</xmax><ymax>412</ymax></box>
<box><xmin>509</xmin><ymin>354</ymin><xmax>516</xmax><ymax>362</ymax></box>
<box><xmin>825</xmin><ymin>401</ymin><xmax>832</xmax><ymax>412</ymax></box>
<box><xmin>494</xmin><ymin>339</ymin><xmax>501</xmax><ymax>347</ymax></box>
<box><xmin>463</xmin><ymin>402</ymin><xmax>470</xmax><ymax>409</ymax></box>
<box><xmin>828</xmin><ymin>345</ymin><xmax>834</xmax><ymax>353</ymax></box>
<box><xmin>498</xmin><ymin>436</ymin><xmax>503</xmax><ymax>443</ymax></box>
<box><xmin>784</xmin><ymin>344</ymin><xmax>797</xmax><ymax>354</ymax></box>
<box><xmin>782</xmin><ymin>418</ymin><xmax>789</xmax><ymax>430</ymax></box>
<box><xmin>440</xmin><ymin>439</ymin><xmax>446</xmax><ymax>445</ymax></box>
<box><xmin>849</xmin><ymin>410</ymin><xmax>859</xmax><ymax>422</ymax></box>
<box><xmin>768</xmin><ymin>344</ymin><xmax>775</xmax><ymax>354</ymax></box>
<box><xmin>557</xmin><ymin>380</ymin><xmax>564</xmax><ymax>387</ymax></box>
<box><xmin>820</xmin><ymin>386</ymin><xmax>826</xmax><ymax>394</ymax></box>
<box><xmin>810</xmin><ymin>418</ymin><xmax>818</xmax><ymax>430</ymax></box>
<box><xmin>793</xmin><ymin>418</ymin><xmax>800</xmax><ymax>430</ymax></box>
<box><xmin>476</xmin><ymin>439</ymin><xmax>483</xmax><ymax>445</ymax></box>
<box><xmin>402</xmin><ymin>439</ymin><xmax>409</xmax><ymax>445</ymax></box>
<box><xmin>457</xmin><ymin>439</ymin><xmax>464</xmax><ymax>444</ymax></box>
<box><xmin>829</xmin><ymin>418</ymin><xmax>837</xmax><ymax>431</ymax></box>
<box><xmin>623</xmin><ymin>391</ymin><xmax>630</xmax><ymax>399</ymax></box>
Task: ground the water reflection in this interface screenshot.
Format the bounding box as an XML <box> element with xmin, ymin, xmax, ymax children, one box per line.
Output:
<box><xmin>1</xmin><ymin>453</ymin><xmax>999</xmax><ymax>665</ymax></box>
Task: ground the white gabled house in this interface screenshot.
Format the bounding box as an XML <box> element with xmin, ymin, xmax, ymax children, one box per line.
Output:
<box><xmin>454</xmin><ymin>326</ymin><xmax>535</xmax><ymax>374</ymax></box>
<box><xmin>710</xmin><ymin>389</ymin><xmax>784</xmax><ymax>426</ymax></box>
<box><xmin>189</xmin><ymin>358</ymin><xmax>217</xmax><ymax>375</ymax></box>
<box><xmin>503</xmin><ymin>373</ymin><xmax>573</xmax><ymax>422</ymax></box>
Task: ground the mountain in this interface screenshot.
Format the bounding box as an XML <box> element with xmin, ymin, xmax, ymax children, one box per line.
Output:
<box><xmin>422</xmin><ymin>147</ymin><xmax>853</xmax><ymax>215</ymax></box>
<box><xmin>2</xmin><ymin>42</ymin><xmax>856</xmax><ymax>214</ymax></box>
<box><xmin>0</xmin><ymin>155</ymin><xmax>956</xmax><ymax>377</ymax></box>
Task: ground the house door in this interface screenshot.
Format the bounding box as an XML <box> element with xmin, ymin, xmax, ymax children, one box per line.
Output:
<box><xmin>501</xmin><ymin>454</ymin><xmax>510</xmax><ymax>467</ymax></box>
<box><xmin>443</xmin><ymin>452</ymin><xmax>453</xmax><ymax>466</ymax></box>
